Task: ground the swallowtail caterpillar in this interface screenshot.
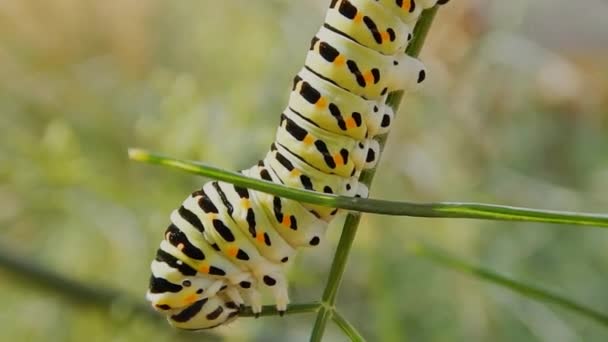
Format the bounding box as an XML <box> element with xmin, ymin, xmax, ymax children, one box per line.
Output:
<box><xmin>147</xmin><ymin>0</ymin><xmax>446</xmax><ymax>330</ymax></box>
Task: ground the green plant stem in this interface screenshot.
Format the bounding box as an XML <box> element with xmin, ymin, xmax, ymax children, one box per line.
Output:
<box><xmin>128</xmin><ymin>151</ymin><xmax>608</xmax><ymax>228</ymax></box>
<box><xmin>321</xmin><ymin>215</ymin><xmax>362</xmax><ymax>305</ymax></box>
<box><xmin>332</xmin><ymin>310</ymin><xmax>366</xmax><ymax>342</ymax></box>
<box><xmin>0</xmin><ymin>242</ymin><xmax>156</xmax><ymax>319</ymax></box>
<box><xmin>310</xmin><ymin>305</ymin><xmax>333</xmax><ymax>342</ymax></box>
<box><xmin>309</xmin><ymin>7</ymin><xmax>439</xmax><ymax>341</ymax></box>
<box><xmin>410</xmin><ymin>242</ymin><xmax>608</xmax><ymax>327</ymax></box>
<box><xmin>311</xmin><ymin>214</ymin><xmax>362</xmax><ymax>342</ymax></box>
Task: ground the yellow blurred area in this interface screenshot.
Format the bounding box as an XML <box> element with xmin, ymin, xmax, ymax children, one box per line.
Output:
<box><xmin>0</xmin><ymin>0</ymin><xmax>607</xmax><ymax>341</ymax></box>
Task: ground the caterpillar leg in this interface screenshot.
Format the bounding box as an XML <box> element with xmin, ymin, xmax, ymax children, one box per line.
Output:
<box><xmin>364</xmin><ymin>139</ymin><xmax>380</xmax><ymax>169</ymax></box>
<box><xmin>237</xmin><ymin>279</ymin><xmax>263</xmax><ymax>315</ymax></box>
<box><xmin>251</xmin><ymin>264</ymin><xmax>290</xmax><ymax>314</ymax></box>
<box><xmin>355</xmin><ymin>182</ymin><xmax>369</xmax><ymax>199</ymax></box>
<box><xmin>224</xmin><ymin>285</ymin><xmax>245</xmax><ymax>307</ymax></box>
<box><xmin>367</xmin><ymin>104</ymin><xmax>394</xmax><ymax>136</ymax></box>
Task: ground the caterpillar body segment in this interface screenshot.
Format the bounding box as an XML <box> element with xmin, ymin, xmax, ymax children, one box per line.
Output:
<box><xmin>194</xmin><ymin>182</ymin><xmax>290</xmax><ymax>309</ymax></box>
<box><xmin>171</xmin><ymin>202</ymin><xmax>249</xmax><ymax>281</ymax></box>
<box><xmin>326</xmin><ymin>0</ymin><xmax>413</xmax><ymax>55</ymax></box>
<box><xmin>307</xmin><ymin>27</ymin><xmax>394</xmax><ymax>100</ymax></box>
<box><xmin>243</xmin><ymin>162</ymin><xmax>333</xmax><ymax>236</ymax></box>
<box><xmin>146</xmin><ymin>0</ymin><xmax>443</xmax><ymax>330</ymax></box>
<box><xmin>277</xmin><ymin>109</ymin><xmax>362</xmax><ymax>178</ymax></box>
<box><xmin>291</xmin><ymin>67</ymin><xmax>388</xmax><ymax>141</ymax></box>
<box><xmin>376</xmin><ymin>0</ymin><xmax>426</xmax><ymax>24</ymax></box>
<box><xmin>212</xmin><ymin>181</ymin><xmax>298</xmax><ymax>264</ymax></box>
<box><xmin>266</xmin><ymin>140</ymin><xmax>372</xmax><ymax>219</ymax></box>
<box><xmin>266</xmin><ymin>143</ymin><xmax>359</xmax><ymax>197</ymax></box>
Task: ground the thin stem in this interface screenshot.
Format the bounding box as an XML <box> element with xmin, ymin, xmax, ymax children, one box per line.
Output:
<box><xmin>321</xmin><ymin>214</ymin><xmax>361</xmax><ymax>305</ymax></box>
<box><xmin>0</xmin><ymin>243</ymin><xmax>155</xmax><ymax>319</ymax></box>
<box><xmin>310</xmin><ymin>306</ymin><xmax>333</xmax><ymax>342</ymax></box>
<box><xmin>311</xmin><ymin>217</ymin><xmax>362</xmax><ymax>338</ymax></box>
<box><xmin>129</xmin><ymin>150</ymin><xmax>608</xmax><ymax>228</ymax></box>
<box><xmin>411</xmin><ymin>243</ymin><xmax>608</xmax><ymax>327</ymax></box>
<box><xmin>309</xmin><ymin>7</ymin><xmax>439</xmax><ymax>341</ymax></box>
<box><xmin>332</xmin><ymin>310</ymin><xmax>366</xmax><ymax>342</ymax></box>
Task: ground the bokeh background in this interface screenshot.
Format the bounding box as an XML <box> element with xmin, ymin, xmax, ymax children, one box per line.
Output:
<box><xmin>1</xmin><ymin>0</ymin><xmax>607</xmax><ymax>341</ymax></box>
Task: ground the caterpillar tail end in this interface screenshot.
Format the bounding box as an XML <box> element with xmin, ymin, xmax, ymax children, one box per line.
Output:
<box><xmin>166</xmin><ymin>296</ymin><xmax>240</xmax><ymax>331</ymax></box>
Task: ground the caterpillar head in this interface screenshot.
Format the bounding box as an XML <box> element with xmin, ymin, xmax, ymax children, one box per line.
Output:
<box><xmin>167</xmin><ymin>296</ymin><xmax>240</xmax><ymax>330</ymax></box>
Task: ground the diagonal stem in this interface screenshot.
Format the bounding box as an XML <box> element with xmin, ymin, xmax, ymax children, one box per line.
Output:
<box><xmin>332</xmin><ymin>310</ymin><xmax>366</xmax><ymax>342</ymax></box>
<box><xmin>410</xmin><ymin>242</ymin><xmax>608</xmax><ymax>327</ymax></box>
<box><xmin>0</xmin><ymin>242</ymin><xmax>155</xmax><ymax>319</ymax></box>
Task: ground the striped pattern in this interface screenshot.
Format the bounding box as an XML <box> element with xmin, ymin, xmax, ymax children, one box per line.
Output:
<box><xmin>147</xmin><ymin>0</ymin><xmax>442</xmax><ymax>330</ymax></box>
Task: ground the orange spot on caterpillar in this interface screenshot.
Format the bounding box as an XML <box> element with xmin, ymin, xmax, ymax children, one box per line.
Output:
<box><xmin>363</xmin><ymin>71</ymin><xmax>375</xmax><ymax>85</ymax></box>
<box><xmin>334</xmin><ymin>55</ymin><xmax>346</xmax><ymax>66</ymax></box>
<box><xmin>184</xmin><ymin>294</ymin><xmax>197</xmax><ymax>304</ymax></box>
<box><xmin>227</xmin><ymin>245</ymin><xmax>238</xmax><ymax>257</ymax></box>
<box><xmin>345</xmin><ymin>117</ymin><xmax>357</xmax><ymax>129</ymax></box>
<box><xmin>281</xmin><ymin>216</ymin><xmax>291</xmax><ymax>228</ymax></box>
<box><xmin>333</xmin><ymin>154</ymin><xmax>344</xmax><ymax>166</ymax></box>
<box><xmin>315</xmin><ymin>97</ymin><xmax>327</xmax><ymax>108</ymax></box>
<box><xmin>354</xmin><ymin>13</ymin><xmax>363</xmax><ymax>23</ymax></box>
<box><xmin>241</xmin><ymin>198</ymin><xmax>250</xmax><ymax>209</ymax></box>
<box><xmin>177</xmin><ymin>243</ymin><xmax>185</xmax><ymax>251</ymax></box>
<box><xmin>381</xmin><ymin>31</ymin><xmax>390</xmax><ymax>42</ymax></box>
<box><xmin>303</xmin><ymin>134</ymin><xmax>314</xmax><ymax>145</ymax></box>
<box><xmin>198</xmin><ymin>263</ymin><xmax>210</xmax><ymax>274</ymax></box>
<box><xmin>256</xmin><ymin>232</ymin><xmax>265</xmax><ymax>244</ymax></box>
<box><xmin>290</xmin><ymin>169</ymin><xmax>301</xmax><ymax>177</ymax></box>
<box><xmin>401</xmin><ymin>0</ymin><xmax>411</xmax><ymax>11</ymax></box>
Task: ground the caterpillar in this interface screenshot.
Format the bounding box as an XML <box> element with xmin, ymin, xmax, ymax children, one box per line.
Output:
<box><xmin>147</xmin><ymin>0</ymin><xmax>443</xmax><ymax>330</ymax></box>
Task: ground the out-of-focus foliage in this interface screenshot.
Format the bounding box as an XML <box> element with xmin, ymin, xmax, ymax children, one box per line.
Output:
<box><xmin>0</xmin><ymin>0</ymin><xmax>607</xmax><ymax>341</ymax></box>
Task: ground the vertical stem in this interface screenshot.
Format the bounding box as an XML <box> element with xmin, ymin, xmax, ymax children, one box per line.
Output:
<box><xmin>310</xmin><ymin>304</ymin><xmax>333</xmax><ymax>342</ymax></box>
<box><xmin>309</xmin><ymin>6</ymin><xmax>440</xmax><ymax>341</ymax></box>
<box><xmin>321</xmin><ymin>214</ymin><xmax>362</xmax><ymax>304</ymax></box>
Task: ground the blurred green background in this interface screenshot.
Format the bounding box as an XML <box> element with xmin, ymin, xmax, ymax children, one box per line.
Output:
<box><xmin>1</xmin><ymin>0</ymin><xmax>607</xmax><ymax>341</ymax></box>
